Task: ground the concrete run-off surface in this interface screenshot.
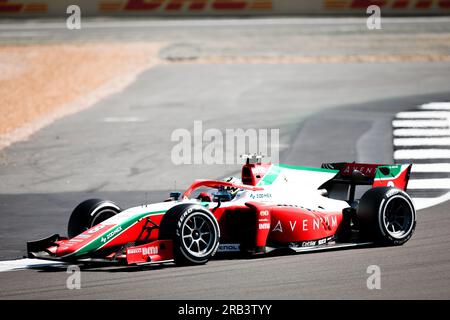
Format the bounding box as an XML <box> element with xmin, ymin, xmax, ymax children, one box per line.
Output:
<box><xmin>0</xmin><ymin>42</ymin><xmax>163</xmax><ymax>149</ymax></box>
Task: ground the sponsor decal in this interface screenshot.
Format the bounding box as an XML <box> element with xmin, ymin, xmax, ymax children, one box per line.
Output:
<box><xmin>258</xmin><ymin>222</ymin><xmax>270</xmax><ymax>230</ymax></box>
<box><xmin>217</xmin><ymin>243</ymin><xmax>241</xmax><ymax>252</ymax></box>
<box><xmin>143</xmin><ymin>246</ymin><xmax>158</xmax><ymax>255</ymax></box>
<box><xmin>259</xmin><ymin>210</ymin><xmax>269</xmax><ymax>216</ymax></box>
<box><xmin>76</xmin><ymin>234</ymin><xmax>91</xmax><ymax>239</ymax></box>
<box><xmin>289</xmin><ymin>220</ymin><xmax>296</xmax><ymax>232</ymax></box>
<box><xmin>314</xmin><ymin>216</ymin><xmax>338</xmax><ymax>230</ymax></box>
<box><xmin>289</xmin><ymin>237</ymin><xmax>333</xmax><ymax>248</ymax></box>
<box><xmin>249</xmin><ymin>192</ymin><xmax>272</xmax><ymax>199</ymax></box>
<box><xmin>87</xmin><ymin>224</ymin><xmax>107</xmax><ymax>234</ymax></box>
<box><xmin>100</xmin><ymin>226</ymin><xmax>122</xmax><ymax>243</ymax></box>
<box><xmin>127</xmin><ymin>245</ymin><xmax>158</xmax><ymax>255</ymax></box>
<box><xmin>302</xmin><ymin>240</ymin><xmax>316</xmax><ymax>247</ymax></box>
<box><xmin>302</xmin><ymin>219</ymin><xmax>308</xmax><ymax>231</ymax></box>
<box><xmin>384</xmin><ymin>188</ymin><xmax>399</xmax><ymax>198</ymax></box>
<box><xmin>299</xmin><ymin>237</ymin><xmax>329</xmax><ymax>247</ymax></box>
<box><xmin>342</xmin><ymin>164</ymin><xmax>377</xmax><ymax>177</ymax></box>
<box><xmin>273</xmin><ymin>216</ymin><xmax>339</xmax><ymax>233</ymax></box>
<box><xmin>63</xmin><ymin>223</ymin><xmax>113</xmax><ymax>250</ymax></box>
<box><xmin>127</xmin><ymin>248</ymin><xmax>142</xmax><ymax>254</ymax></box>
<box><xmin>272</xmin><ymin>220</ymin><xmax>283</xmax><ymax>232</ymax></box>
<box><xmin>68</xmin><ymin>239</ymin><xmax>83</xmax><ymax>244</ymax></box>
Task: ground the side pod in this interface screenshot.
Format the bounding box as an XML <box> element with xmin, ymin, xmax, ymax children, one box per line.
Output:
<box><xmin>245</xmin><ymin>202</ymin><xmax>272</xmax><ymax>254</ymax></box>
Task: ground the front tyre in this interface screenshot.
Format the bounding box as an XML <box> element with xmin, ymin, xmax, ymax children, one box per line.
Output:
<box><xmin>159</xmin><ymin>204</ymin><xmax>220</xmax><ymax>266</ymax></box>
<box><xmin>67</xmin><ymin>199</ymin><xmax>121</xmax><ymax>238</ymax></box>
<box><xmin>357</xmin><ymin>187</ymin><xmax>416</xmax><ymax>245</ymax></box>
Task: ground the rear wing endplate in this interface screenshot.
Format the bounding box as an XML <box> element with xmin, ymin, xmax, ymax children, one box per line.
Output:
<box><xmin>321</xmin><ymin>162</ymin><xmax>412</xmax><ymax>191</ymax></box>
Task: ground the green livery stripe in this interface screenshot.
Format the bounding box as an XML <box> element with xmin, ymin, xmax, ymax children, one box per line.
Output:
<box><xmin>278</xmin><ymin>164</ymin><xmax>339</xmax><ymax>173</ymax></box>
<box><xmin>71</xmin><ymin>210</ymin><xmax>166</xmax><ymax>257</ymax></box>
<box><xmin>375</xmin><ymin>165</ymin><xmax>403</xmax><ymax>180</ymax></box>
<box><xmin>258</xmin><ymin>164</ymin><xmax>338</xmax><ymax>186</ymax></box>
<box><xmin>258</xmin><ymin>165</ymin><xmax>281</xmax><ymax>186</ymax></box>
<box><xmin>200</xmin><ymin>202</ymin><xmax>210</xmax><ymax>208</ymax></box>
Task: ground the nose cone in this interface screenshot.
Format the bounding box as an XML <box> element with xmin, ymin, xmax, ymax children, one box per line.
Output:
<box><xmin>53</xmin><ymin>223</ymin><xmax>116</xmax><ymax>258</ymax></box>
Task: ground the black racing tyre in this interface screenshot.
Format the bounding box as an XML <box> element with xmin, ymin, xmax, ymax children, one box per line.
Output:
<box><xmin>159</xmin><ymin>204</ymin><xmax>220</xmax><ymax>266</ymax></box>
<box><xmin>357</xmin><ymin>187</ymin><xmax>416</xmax><ymax>246</ymax></box>
<box><xmin>67</xmin><ymin>199</ymin><xmax>121</xmax><ymax>238</ymax></box>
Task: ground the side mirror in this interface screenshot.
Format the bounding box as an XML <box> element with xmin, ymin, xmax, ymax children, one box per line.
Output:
<box><xmin>212</xmin><ymin>192</ymin><xmax>232</xmax><ymax>202</ymax></box>
<box><xmin>169</xmin><ymin>192</ymin><xmax>181</xmax><ymax>201</ymax></box>
<box><xmin>212</xmin><ymin>187</ymin><xmax>232</xmax><ymax>202</ymax></box>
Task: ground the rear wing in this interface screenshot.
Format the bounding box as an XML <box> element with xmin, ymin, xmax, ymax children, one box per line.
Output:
<box><xmin>321</xmin><ymin>162</ymin><xmax>412</xmax><ymax>201</ymax></box>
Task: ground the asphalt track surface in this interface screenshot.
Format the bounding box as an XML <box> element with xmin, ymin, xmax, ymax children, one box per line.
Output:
<box><xmin>1</xmin><ymin>18</ymin><xmax>450</xmax><ymax>299</ymax></box>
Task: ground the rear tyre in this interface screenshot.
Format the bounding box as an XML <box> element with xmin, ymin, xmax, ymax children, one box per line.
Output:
<box><xmin>67</xmin><ymin>199</ymin><xmax>121</xmax><ymax>238</ymax></box>
<box><xmin>159</xmin><ymin>204</ymin><xmax>220</xmax><ymax>266</ymax></box>
<box><xmin>357</xmin><ymin>187</ymin><xmax>416</xmax><ymax>245</ymax></box>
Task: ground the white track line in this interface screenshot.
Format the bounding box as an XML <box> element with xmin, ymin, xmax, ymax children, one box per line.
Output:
<box><xmin>0</xmin><ymin>258</ymin><xmax>66</xmax><ymax>272</ymax></box>
<box><xmin>393</xmin><ymin>128</ymin><xmax>450</xmax><ymax>137</ymax></box>
<box><xmin>412</xmin><ymin>192</ymin><xmax>450</xmax><ymax>211</ymax></box>
<box><xmin>394</xmin><ymin>149</ymin><xmax>450</xmax><ymax>159</ymax></box>
<box><xmin>394</xmin><ymin>102</ymin><xmax>450</xmax><ymax>210</ymax></box>
<box><xmin>1</xmin><ymin>17</ymin><xmax>450</xmax><ymax>31</ymax></box>
<box><xmin>394</xmin><ymin>137</ymin><xmax>450</xmax><ymax>147</ymax></box>
<box><xmin>420</xmin><ymin>102</ymin><xmax>450</xmax><ymax>110</ymax></box>
<box><xmin>102</xmin><ymin>117</ymin><xmax>144</xmax><ymax>123</ymax></box>
<box><xmin>396</xmin><ymin>111</ymin><xmax>450</xmax><ymax>119</ymax></box>
<box><xmin>392</xmin><ymin>120</ymin><xmax>449</xmax><ymax>128</ymax></box>
<box><xmin>408</xmin><ymin>179</ymin><xmax>450</xmax><ymax>189</ymax></box>
<box><xmin>411</xmin><ymin>163</ymin><xmax>450</xmax><ymax>173</ymax></box>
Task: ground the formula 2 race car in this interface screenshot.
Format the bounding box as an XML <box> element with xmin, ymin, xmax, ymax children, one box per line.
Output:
<box><xmin>28</xmin><ymin>155</ymin><xmax>416</xmax><ymax>267</ymax></box>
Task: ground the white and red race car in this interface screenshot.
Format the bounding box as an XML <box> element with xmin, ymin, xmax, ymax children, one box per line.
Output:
<box><xmin>28</xmin><ymin>155</ymin><xmax>416</xmax><ymax>267</ymax></box>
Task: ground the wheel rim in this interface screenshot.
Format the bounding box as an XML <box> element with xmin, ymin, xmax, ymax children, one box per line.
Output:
<box><xmin>90</xmin><ymin>208</ymin><xmax>117</xmax><ymax>227</ymax></box>
<box><xmin>181</xmin><ymin>213</ymin><xmax>215</xmax><ymax>258</ymax></box>
<box><xmin>383</xmin><ymin>196</ymin><xmax>414</xmax><ymax>239</ymax></box>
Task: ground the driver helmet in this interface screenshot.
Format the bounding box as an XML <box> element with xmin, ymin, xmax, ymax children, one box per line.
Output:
<box><xmin>223</xmin><ymin>176</ymin><xmax>242</xmax><ymax>199</ymax></box>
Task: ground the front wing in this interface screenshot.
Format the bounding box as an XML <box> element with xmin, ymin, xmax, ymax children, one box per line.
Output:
<box><xmin>27</xmin><ymin>235</ymin><xmax>175</xmax><ymax>266</ymax></box>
